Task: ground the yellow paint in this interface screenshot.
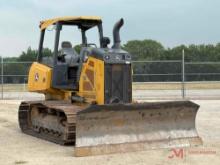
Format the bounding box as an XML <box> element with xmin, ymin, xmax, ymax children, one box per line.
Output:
<box><xmin>28</xmin><ymin>62</ymin><xmax>52</xmax><ymax>92</ymax></box>
<box><xmin>28</xmin><ymin>57</ymin><xmax>105</xmax><ymax>103</ymax></box>
<box><xmin>40</xmin><ymin>16</ymin><xmax>102</xmax><ymax>30</ymax></box>
<box><xmin>28</xmin><ymin>62</ymin><xmax>68</xmax><ymax>100</ymax></box>
<box><xmin>77</xmin><ymin>57</ymin><xmax>104</xmax><ymax>104</ymax></box>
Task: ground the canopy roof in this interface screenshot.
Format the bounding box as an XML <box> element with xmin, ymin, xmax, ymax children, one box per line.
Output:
<box><xmin>40</xmin><ymin>16</ymin><xmax>102</xmax><ymax>30</ymax></box>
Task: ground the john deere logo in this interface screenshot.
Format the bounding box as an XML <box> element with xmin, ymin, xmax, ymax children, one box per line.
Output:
<box><xmin>35</xmin><ymin>73</ymin><xmax>39</xmax><ymax>81</ymax></box>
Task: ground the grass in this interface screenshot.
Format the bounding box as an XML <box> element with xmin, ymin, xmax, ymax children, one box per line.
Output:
<box><xmin>1</xmin><ymin>82</ymin><xmax>220</xmax><ymax>92</ymax></box>
<box><xmin>1</xmin><ymin>84</ymin><xmax>27</xmax><ymax>92</ymax></box>
<box><xmin>133</xmin><ymin>82</ymin><xmax>220</xmax><ymax>90</ymax></box>
<box><xmin>14</xmin><ymin>161</ymin><xmax>28</xmax><ymax>164</ymax></box>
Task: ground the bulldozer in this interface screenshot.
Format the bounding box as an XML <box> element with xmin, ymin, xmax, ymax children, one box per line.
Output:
<box><xmin>18</xmin><ymin>16</ymin><xmax>202</xmax><ymax>156</ymax></box>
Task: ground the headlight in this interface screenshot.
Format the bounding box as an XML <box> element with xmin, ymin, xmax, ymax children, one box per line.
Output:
<box><xmin>126</xmin><ymin>54</ymin><xmax>131</xmax><ymax>59</ymax></box>
<box><xmin>115</xmin><ymin>55</ymin><xmax>121</xmax><ymax>60</ymax></box>
<box><xmin>104</xmin><ymin>55</ymin><xmax>110</xmax><ymax>60</ymax></box>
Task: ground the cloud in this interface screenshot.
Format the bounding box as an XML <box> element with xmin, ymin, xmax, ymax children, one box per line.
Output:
<box><xmin>0</xmin><ymin>36</ymin><xmax>29</xmax><ymax>57</ymax></box>
<box><xmin>0</xmin><ymin>0</ymin><xmax>220</xmax><ymax>57</ymax></box>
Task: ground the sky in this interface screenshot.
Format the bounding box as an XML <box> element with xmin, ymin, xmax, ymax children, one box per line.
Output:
<box><xmin>0</xmin><ymin>0</ymin><xmax>220</xmax><ymax>57</ymax></box>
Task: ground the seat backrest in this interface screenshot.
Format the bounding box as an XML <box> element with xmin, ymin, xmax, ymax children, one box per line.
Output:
<box><xmin>60</xmin><ymin>41</ymin><xmax>79</xmax><ymax>65</ymax></box>
<box><xmin>62</xmin><ymin>41</ymin><xmax>72</xmax><ymax>48</ymax></box>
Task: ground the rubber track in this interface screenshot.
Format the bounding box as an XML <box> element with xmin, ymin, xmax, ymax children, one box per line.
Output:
<box><xmin>18</xmin><ymin>101</ymin><xmax>82</xmax><ymax>145</ymax></box>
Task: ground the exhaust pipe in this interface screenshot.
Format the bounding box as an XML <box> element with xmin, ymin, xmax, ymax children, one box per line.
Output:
<box><xmin>112</xmin><ymin>18</ymin><xmax>124</xmax><ymax>49</ymax></box>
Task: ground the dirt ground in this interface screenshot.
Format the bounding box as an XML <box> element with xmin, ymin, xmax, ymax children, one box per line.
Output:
<box><xmin>0</xmin><ymin>100</ymin><xmax>220</xmax><ymax>165</ymax></box>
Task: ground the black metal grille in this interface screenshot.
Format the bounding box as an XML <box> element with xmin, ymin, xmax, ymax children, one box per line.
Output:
<box><xmin>104</xmin><ymin>64</ymin><xmax>132</xmax><ymax>104</ymax></box>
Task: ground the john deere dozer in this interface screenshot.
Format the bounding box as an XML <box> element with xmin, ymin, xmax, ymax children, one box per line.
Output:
<box><xmin>18</xmin><ymin>16</ymin><xmax>202</xmax><ymax>156</ymax></box>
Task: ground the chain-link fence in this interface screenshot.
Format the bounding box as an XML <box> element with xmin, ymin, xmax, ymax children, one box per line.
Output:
<box><xmin>1</xmin><ymin>51</ymin><xmax>220</xmax><ymax>100</ymax></box>
<box><xmin>0</xmin><ymin>57</ymin><xmax>43</xmax><ymax>100</ymax></box>
<box><xmin>132</xmin><ymin>50</ymin><xmax>220</xmax><ymax>99</ymax></box>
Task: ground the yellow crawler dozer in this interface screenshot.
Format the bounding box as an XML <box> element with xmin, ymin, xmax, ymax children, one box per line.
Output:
<box><xmin>18</xmin><ymin>16</ymin><xmax>202</xmax><ymax>156</ymax></box>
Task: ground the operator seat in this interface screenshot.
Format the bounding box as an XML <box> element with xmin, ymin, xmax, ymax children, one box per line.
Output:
<box><xmin>59</xmin><ymin>41</ymin><xmax>79</xmax><ymax>65</ymax></box>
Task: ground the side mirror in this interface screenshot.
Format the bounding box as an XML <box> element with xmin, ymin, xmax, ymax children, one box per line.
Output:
<box><xmin>101</xmin><ymin>37</ymin><xmax>110</xmax><ymax>48</ymax></box>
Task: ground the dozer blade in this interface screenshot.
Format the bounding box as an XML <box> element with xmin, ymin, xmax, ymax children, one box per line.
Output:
<box><xmin>75</xmin><ymin>101</ymin><xmax>202</xmax><ymax>156</ymax></box>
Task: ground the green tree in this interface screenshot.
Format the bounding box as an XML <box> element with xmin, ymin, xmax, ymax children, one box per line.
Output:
<box><xmin>74</xmin><ymin>45</ymin><xmax>82</xmax><ymax>54</ymax></box>
<box><xmin>18</xmin><ymin>47</ymin><xmax>53</xmax><ymax>62</ymax></box>
<box><xmin>123</xmin><ymin>39</ymin><xmax>165</xmax><ymax>60</ymax></box>
<box><xmin>18</xmin><ymin>47</ymin><xmax>38</xmax><ymax>61</ymax></box>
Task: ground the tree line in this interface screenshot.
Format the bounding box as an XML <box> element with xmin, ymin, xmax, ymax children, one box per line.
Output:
<box><xmin>1</xmin><ymin>39</ymin><xmax>220</xmax><ymax>83</ymax></box>
<box><xmin>123</xmin><ymin>40</ymin><xmax>220</xmax><ymax>82</ymax></box>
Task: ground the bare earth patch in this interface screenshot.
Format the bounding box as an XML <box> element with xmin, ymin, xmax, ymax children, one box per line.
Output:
<box><xmin>0</xmin><ymin>100</ymin><xmax>219</xmax><ymax>165</ymax></box>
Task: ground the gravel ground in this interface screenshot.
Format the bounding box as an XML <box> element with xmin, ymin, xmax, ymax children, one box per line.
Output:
<box><xmin>0</xmin><ymin>100</ymin><xmax>220</xmax><ymax>165</ymax></box>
